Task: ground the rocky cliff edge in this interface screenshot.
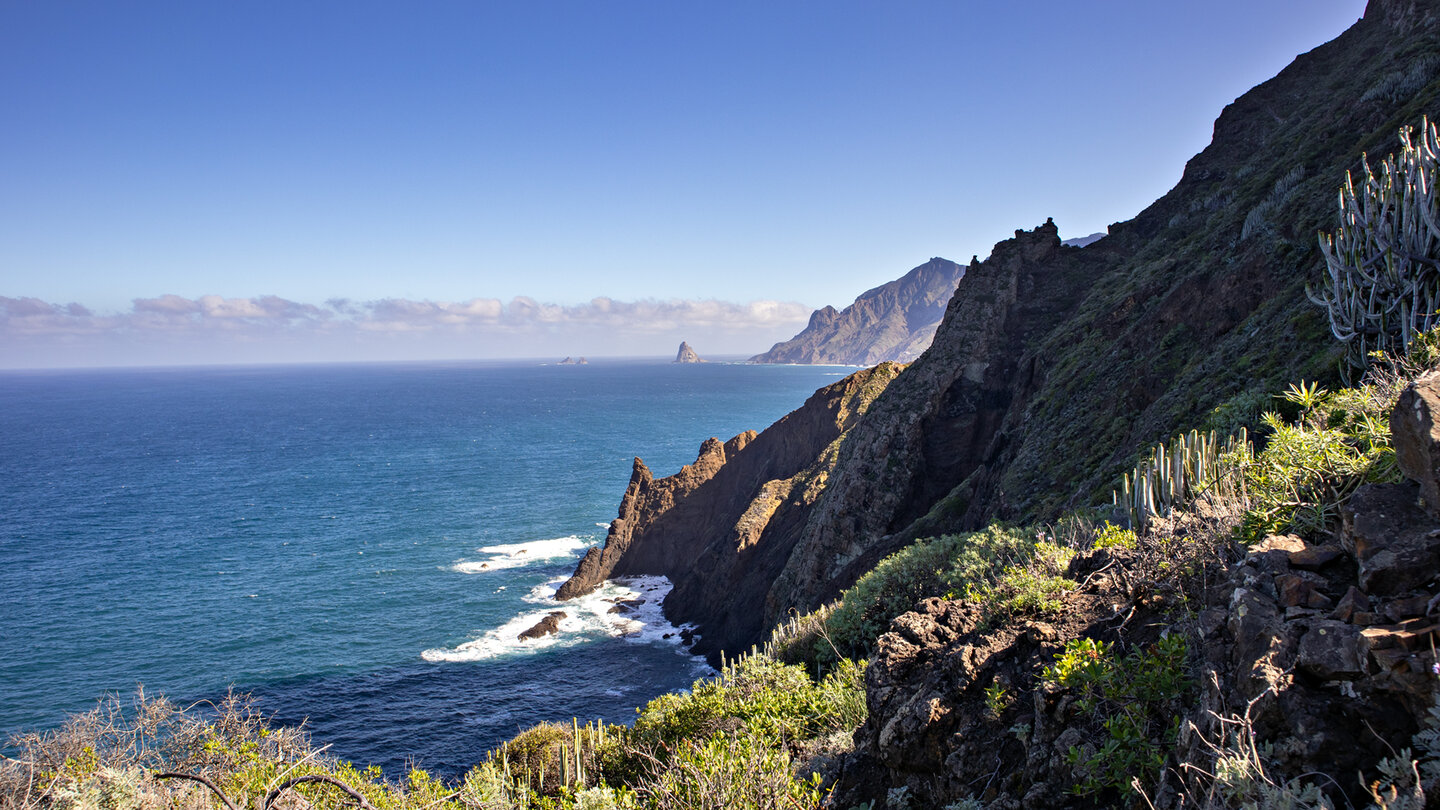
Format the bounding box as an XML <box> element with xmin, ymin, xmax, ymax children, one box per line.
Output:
<box><xmin>555</xmin><ymin>362</ymin><xmax>903</xmax><ymax>656</ymax></box>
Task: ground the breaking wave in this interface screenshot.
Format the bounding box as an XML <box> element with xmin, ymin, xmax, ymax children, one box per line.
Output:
<box><xmin>420</xmin><ymin>575</ymin><xmax>705</xmax><ymax>666</ymax></box>
<box><xmin>449</xmin><ymin>536</ymin><xmax>592</xmax><ymax>573</ymax></box>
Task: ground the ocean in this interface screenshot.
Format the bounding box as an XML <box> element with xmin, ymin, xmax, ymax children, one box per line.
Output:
<box><xmin>0</xmin><ymin>358</ymin><xmax>851</xmax><ymax>775</ymax></box>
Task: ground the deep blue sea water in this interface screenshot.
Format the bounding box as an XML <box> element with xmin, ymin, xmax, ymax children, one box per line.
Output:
<box><xmin>0</xmin><ymin>358</ymin><xmax>851</xmax><ymax>775</ymax></box>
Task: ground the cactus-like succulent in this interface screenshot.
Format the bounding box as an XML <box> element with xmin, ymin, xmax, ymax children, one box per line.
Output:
<box><xmin>1113</xmin><ymin>428</ymin><xmax>1250</xmax><ymax>530</ymax></box>
<box><xmin>1309</xmin><ymin>118</ymin><xmax>1440</xmax><ymax>379</ymax></box>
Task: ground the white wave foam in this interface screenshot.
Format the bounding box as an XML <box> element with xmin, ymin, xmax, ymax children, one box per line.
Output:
<box><xmin>421</xmin><ymin>575</ymin><xmax>710</xmax><ymax>667</ymax></box>
<box><xmin>450</xmin><ymin>535</ymin><xmax>591</xmax><ymax>574</ymax></box>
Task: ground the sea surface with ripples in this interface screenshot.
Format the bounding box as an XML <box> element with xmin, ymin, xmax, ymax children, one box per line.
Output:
<box><xmin>0</xmin><ymin>358</ymin><xmax>850</xmax><ymax>774</ymax></box>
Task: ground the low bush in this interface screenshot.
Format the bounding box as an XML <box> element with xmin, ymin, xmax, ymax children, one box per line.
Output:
<box><xmin>1046</xmin><ymin>634</ymin><xmax>1191</xmax><ymax>801</ymax></box>
<box><xmin>640</xmin><ymin>733</ymin><xmax>826</xmax><ymax>810</ymax></box>
<box><xmin>1234</xmin><ymin>379</ymin><xmax>1401</xmax><ymax>542</ymax></box>
<box><xmin>1092</xmin><ymin>522</ymin><xmax>1137</xmax><ymax>550</ymax></box>
<box><xmin>628</xmin><ymin>656</ymin><xmax>865</xmax><ymax>754</ymax></box>
<box><xmin>817</xmin><ymin>525</ymin><xmax>1035</xmax><ymax>663</ymax></box>
<box><xmin>492</xmin><ymin>719</ymin><xmax>616</xmax><ymax>797</ymax></box>
<box><xmin>0</xmin><ymin>689</ymin><xmax>459</xmax><ymax>810</ymax></box>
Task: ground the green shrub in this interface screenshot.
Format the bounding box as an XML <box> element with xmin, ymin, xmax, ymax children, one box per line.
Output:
<box><xmin>1092</xmin><ymin>522</ymin><xmax>1137</xmax><ymax>550</ymax></box>
<box><xmin>762</xmin><ymin>602</ymin><xmax>838</xmax><ymax>667</ymax></box>
<box><xmin>630</xmin><ymin>655</ymin><xmax>866</xmax><ymax>752</ymax></box>
<box><xmin>0</xmin><ymin>690</ymin><xmax>471</xmax><ymax>810</ymax></box>
<box><xmin>1310</xmin><ymin>118</ymin><xmax>1440</xmax><ymax>379</ymax></box>
<box><xmin>496</xmin><ymin>722</ymin><xmax>570</xmax><ymax>793</ymax></box>
<box><xmin>1113</xmin><ymin>428</ymin><xmax>1250</xmax><ymax>531</ymax></box>
<box><xmin>643</xmin><ymin>733</ymin><xmax>827</xmax><ymax>810</ymax></box>
<box><xmin>962</xmin><ymin>541</ymin><xmax>1077</xmax><ymax>619</ymax></box>
<box><xmin>1045</xmin><ymin>634</ymin><xmax>1190</xmax><ymax>800</ymax></box>
<box><xmin>819</xmin><ymin>525</ymin><xmax>1034</xmax><ymax>662</ymax></box>
<box><xmin>978</xmin><ymin>565</ymin><xmax>1078</xmax><ymax>616</ymax></box>
<box><xmin>1235</xmin><ymin>379</ymin><xmax>1400</xmax><ymax>541</ymax></box>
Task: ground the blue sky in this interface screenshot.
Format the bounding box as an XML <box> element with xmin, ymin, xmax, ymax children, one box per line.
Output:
<box><xmin>0</xmin><ymin>1</ymin><xmax>1366</xmax><ymax>367</ymax></box>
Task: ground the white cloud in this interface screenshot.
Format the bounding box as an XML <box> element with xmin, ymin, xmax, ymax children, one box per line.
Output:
<box><xmin>0</xmin><ymin>293</ymin><xmax>814</xmax><ymax>367</ymax></box>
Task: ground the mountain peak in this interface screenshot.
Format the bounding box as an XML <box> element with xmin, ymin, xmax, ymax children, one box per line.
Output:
<box><xmin>751</xmin><ymin>258</ymin><xmax>966</xmax><ymax>365</ymax></box>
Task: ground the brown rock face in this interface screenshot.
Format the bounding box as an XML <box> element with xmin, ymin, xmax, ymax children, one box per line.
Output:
<box><xmin>554</xmin><ymin>364</ymin><xmax>902</xmax><ymax>655</ymax></box>
<box><xmin>1341</xmin><ymin>482</ymin><xmax>1440</xmax><ymax>596</ymax></box>
<box><xmin>1391</xmin><ymin>370</ymin><xmax>1440</xmax><ymax>514</ymax></box>
<box><xmin>750</xmin><ymin>258</ymin><xmax>965</xmax><ymax>365</ymax></box>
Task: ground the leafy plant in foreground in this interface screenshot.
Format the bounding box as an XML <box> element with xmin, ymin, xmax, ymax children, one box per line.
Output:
<box><xmin>1046</xmin><ymin>634</ymin><xmax>1191</xmax><ymax>801</ymax></box>
<box><xmin>1234</xmin><ymin>379</ymin><xmax>1400</xmax><ymax>542</ymax></box>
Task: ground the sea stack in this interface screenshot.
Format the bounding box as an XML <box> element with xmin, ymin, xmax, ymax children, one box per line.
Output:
<box><xmin>674</xmin><ymin>342</ymin><xmax>704</xmax><ymax>364</ymax></box>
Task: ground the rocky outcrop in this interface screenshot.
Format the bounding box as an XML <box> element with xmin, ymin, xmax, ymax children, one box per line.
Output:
<box><xmin>765</xmin><ymin>220</ymin><xmax>1107</xmax><ymax>622</ymax></box>
<box><xmin>838</xmin><ymin>524</ymin><xmax>1439</xmax><ymax>809</ymax></box>
<box><xmin>749</xmin><ymin>258</ymin><xmax>964</xmax><ymax>365</ymax></box>
<box><xmin>673</xmin><ymin>342</ymin><xmax>703</xmax><ymax>364</ymax></box>
<box><xmin>518</xmin><ymin>612</ymin><xmax>566</xmax><ymax>641</ymax></box>
<box><xmin>1392</xmin><ymin>370</ymin><xmax>1440</xmax><ymax>514</ymax></box>
<box><xmin>834</xmin><ymin>374</ymin><xmax>1440</xmax><ymax>809</ymax></box>
<box><xmin>565</xmin><ymin>0</ymin><xmax>1440</xmax><ymax>661</ymax></box>
<box><xmin>555</xmin><ymin>363</ymin><xmax>902</xmax><ymax>655</ymax></box>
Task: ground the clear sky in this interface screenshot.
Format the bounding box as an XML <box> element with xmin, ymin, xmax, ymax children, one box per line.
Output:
<box><xmin>0</xmin><ymin>1</ymin><xmax>1367</xmax><ymax>368</ymax></box>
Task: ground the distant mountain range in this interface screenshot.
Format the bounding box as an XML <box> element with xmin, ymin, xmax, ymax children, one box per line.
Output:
<box><xmin>1062</xmin><ymin>231</ymin><xmax>1105</xmax><ymax>247</ymax></box>
<box><xmin>749</xmin><ymin>257</ymin><xmax>966</xmax><ymax>365</ymax></box>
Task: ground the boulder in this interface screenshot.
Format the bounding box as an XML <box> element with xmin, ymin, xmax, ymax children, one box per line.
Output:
<box><xmin>1246</xmin><ymin>534</ymin><xmax>1304</xmax><ymax>574</ymax></box>
<box><xmin>1391</xmin><ymin>371</ymin><xmax>1440</xmax><ymax>515</ymax></box>
<box><xmin>1329</xmin><ymin>586</ymin><xmax>1372</xmax><ymax>622</ymax></box>
<box><xmin>1228</xmin><ymin>586</ymin><xmax>1295</xmax><ymax>700</ymax></box>
<box><xmin>1341</xmin><ymin>482</ymin><xmax>1440</xmax><ymax>596</ymax></box>
<box><xmin>1275</xmin><ymin>572</ymin><xmax>1333</xmax><ymax>610</ymax></box>
<box><xmin>1288</xmin><ymin>544</ymin><xmax>1344</xmax><ymax>571</ymax></box>
<box><xmin>1296</xmin><ymin>619</ymin><xmax>1368</xmax><ymax>680</ymax></box>
<box><xmin>1383</xmin><ymin>595</ymin><xmax>1433</xmax><ymax>622</ymax></box>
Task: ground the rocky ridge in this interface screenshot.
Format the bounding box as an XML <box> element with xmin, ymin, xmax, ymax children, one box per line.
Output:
<box><xmin>765</xmin><ymin>218</ymin><xmax>1110</xmax><ymax>624</ymax></box>
<box><xmin>756</xmin><ymin>0</ymin><xmax>1440</xmax><ymax>634</ymax></box>
<box><xmin>750</xmin><ymin>257</ymin><xmax>965</xmax><ymax>365</ymax></box>
<box><xmin>555</xmin><ymin>363</ymin><xmax>902</xmax><ymax>656</ymax></box>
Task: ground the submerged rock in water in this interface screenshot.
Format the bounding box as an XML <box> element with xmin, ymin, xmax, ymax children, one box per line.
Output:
<box><xmin>518</xmin><ymin>612</ymin><xmax>566</xmax><ymax>641</ymax></box>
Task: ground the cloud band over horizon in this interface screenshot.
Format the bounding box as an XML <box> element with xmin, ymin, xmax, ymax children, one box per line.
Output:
<box><xmin>0</xmin><ymin>293</ymin><xmax>814</xmax><ymax>368</ymax></box>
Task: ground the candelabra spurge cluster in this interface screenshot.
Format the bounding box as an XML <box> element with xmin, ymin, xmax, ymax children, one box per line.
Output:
<box><xmin>1113</xmin><ymin>428</ymin><xmax>1249</xmax><ymax>531</ymax></box>
<box><xmin>1310</xmin><ymin>118</ymin><xmax>1440</xmax><ymax>380</ymax></box>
